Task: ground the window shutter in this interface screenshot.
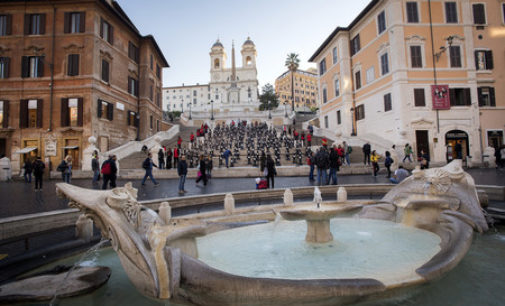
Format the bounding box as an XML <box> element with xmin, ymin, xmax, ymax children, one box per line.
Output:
<box><xmin>2</xmin><ymin>100</ymin><xmax>9</xmax><ymax>128</ymax></box>
<box><xmin>100</xmin><ymin>18</ymin><xmax>104</xmax><ymax>37</ymax></box>
<box><xmin>77</xmin><ymin>98</ymin><xmax>83</xmax><ymax>126</ymax></box>
<box><xmin>464</xmin><ymin>88</ymin><xmax>471</xmax><ymax>106</ymax></box>
<box><xmin>127</xmin><ymin>111</ymin><xmax>131</xmax><ymax>125</ymax></box>
<box><xmin>477</xmin><ymin>87</ymin><xmax>483</xmax><ymax>106</ymax></box>
<box><xmin>489</xmin><ymin>87</ymin><xmax>495</xmax><ymax>107</ymax></box>
<box><xmin>73</xmin><ymin>54</ymin><xmax>79</xmax><ymax>75</ymax></box>
<box><xmin>135</xmin><ymin>79</ymin><xmax>139</xmax><ymax>97</ymax></box>
<box><xmin>473</xmin><ymin>4</ymin><xmax>486</xmax><ymax>24</ymax></box>
<box><xmin>79</xmin><ymin>12</ymin><xmax>85</xmax><ymax>33</ymax></box>
<box><xmin>449</xmin><ymin>88</ymin><xmax>456</xmax><ymax>106</ymax></box>
<box><xmin>6</xmin><ymin>14</ymin><xmax>12</xmax><ymax>35</ymax></box>
<box><xmin>21</xmin><ymin>56</ymin><xmax>29</xmax><ymax>78</ymax></box>
<box><xmin>3</xmin><ymin>57</ymin><xmax>9</xmax><ymax>78</ymax></box>
<box><xmin>61</xmin><ymin>98</ymin><xmax>69</xmax><ymax>126</ymax></box>
<box><xmin>37</xmin><ymin>56</ymin><xmax>44</xmax><ymax>77</ymax></box>
<box><xmin>127</xmin><ymin>77</ymin><xmax>132</xmax><ymax>93</ymax></box>
<box><xmin>102</xmin><ymin>60</ymin><xmax>109</xmax><ymax>82</ymax></box>
<box><xmin>486</xmin><ymin>51</ymin><xmax>493</xmax><ymax>70</ymax></box>
<box><xmin>107</xmin><ymin>102</ymin><xmax>113</xmax><ymax>121</ymax></box>
<box><xmin>36</xmin><ymin>99</ymin><xmax>43</xmax><ymax>128</ymax></box>
<box><xmin>474</xmin><ymin>51</ymin><xmax>479</xmax><ymax>70</ymax></box>
<box><xmin>39</xmin><ymin>14</ymin><xmax>46</xmax><ymax>34</ymax></box>
<box><xmin>19</xmin><ymin>100</ymin><xmax>27</xmax><ymax>128</ymax></box>
<box><xmin>97</xmin><ymin>99</ymin><xmax>102</xmax><ymax>118</ymax></box>
<box><xmin>64</xmin><ymin>13</ymin><xmax>70</xmax><ymax>33</ymax></box>
<box><xmin>109</xmin><ymin>25</ymin><xmax>114</xmax><ymax>44</ymax></box>
<box><xmin>67</xmin><ymin>55</ymin><xmax>73</xmax><ymax>76</ymax></box>
<box><xmin>24</xmin><ymin>14</ymin><xmax>30</xmax><ymax>35</ymax></box>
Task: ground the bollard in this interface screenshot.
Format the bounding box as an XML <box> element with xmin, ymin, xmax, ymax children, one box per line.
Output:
<box><xmin>159</xmin><ymin>202</ymin><xmax>172</xmax><ymax>224</ymax></box>
<box><xmin>284</xmin><ymin>188</ymin><xmax>294</xmax><ymax>206</ymax></box>
<box><xmin>75</xmin><ymin>214</ymin><xmax>93</xmax><ymax>243</ymax></box>
<box><xmin>337</xmin><ymin>187</ymin><xmax>347</xmax><ymax>203</ymax></box>
<box><xmin>224</xmin><ymin>193</ymin><xmax>235</xmax><ymax>215</ymax></box>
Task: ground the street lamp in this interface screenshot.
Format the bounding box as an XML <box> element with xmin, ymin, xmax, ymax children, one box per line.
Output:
<box><xmin>210</xmin><ymin>99</ymin><xmax>214</xmax><ymax>120</ymax></box>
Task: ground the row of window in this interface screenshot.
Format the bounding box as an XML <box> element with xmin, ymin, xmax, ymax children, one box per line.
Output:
<box><xmin>0</xmin><ymin>99</ymin><xmax>142</xmax><ymax>129</ymax></box>
<box><xmin>320</xmin><ymin>86</ymin><xmax>496</xmax><ymax>128</ymax></box>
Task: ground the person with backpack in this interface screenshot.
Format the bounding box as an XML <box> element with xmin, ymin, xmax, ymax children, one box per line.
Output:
<box><xmin>141</xmin><ymin>152</ymin><xmax>159</xmax><ymax>186</ymax></box>
<box><xmin>315</xmin><ymin>147</ymin><xmax>329</xmax><ymax>186</ymax></box>
<box><xmin>101</xmin><ymin>155</ymin><xmax>117</xmax><ymax>190</ymax></box>
<box><xmin>91</xmin><ymin>150</ymin><xmax>100</xmax><ymax>184</ymax></box>
<box><xmin>307</xmin><ymin>151</ymin><xmax>315</xmax><ymax>181</ymax></box>
<box><xmin>32</xmin><ymin>156</ymin><xmax>45</xmax><ymax>191</ymax></box>
<box><xmin>384</xmin><ymin>151</ymin><xmax>394</xmax><ymax>178</ymax></box>
<box><xmin>328</xmin><ymin>145</ymin><xmax>340</xmax><ymax>185</ymax></box>
<box><xmin>23</xmin><ymin>158</ymin><xmax>33</xmax><ymax>183</ymax></box>
<box><xmin>177</xmin><ymin>155</ymin><xmax>188</xmax><ymax>194</ymax></box>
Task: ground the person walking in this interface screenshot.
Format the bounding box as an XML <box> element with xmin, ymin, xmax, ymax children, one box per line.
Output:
<box><xmin>206</xmin><ymin>155</ymin><xmax>213</xmax><ymax>178</ymax></box>
<box><xmin>345</xmin><ymin>143</ymin><xmax>352</xmax><ymax>166</ymax></box>
<box><xmin>265</xmin><ymin>154</ymin><xmax>276</xmax><ymax>189</ymax></box>
<box><xmin>33</xmin><ymin>156</ymin><xmax>45</xmax><ymax>191</ymax></box>
<box><xmin>141</xmin><ymin>153</ymin><xmax>159</xmax><ymax>186</ymax></box>
<box><xmin>23</xmin><ymin>158</ymin><xmax>33</xmax><ymax>183</ymax></box>
<box><xmin>403</xmin><ymin>144</ymin><xmax>413</xmax><ymax>163</ymax></box>
<box><xmin>101</xmin><ymin>155</ymin><xmax>118</xmax><ymax>189</ymax></box>
<box><xmin>166</xmin><ymin>148</ymin><xmax>172</xmax><ymax>169</ymax></box>
<box><xmin>173</xmin><ymin>147</ymin><xmax>179</xmax><ymax>168</ymax></box>
<box><xmin>177</xmin><ymin>155</ymin><xmax>188</xmax><ymax>194</ymax></box>
<box><xmin>371</xmin><ymin>150</ymin><xmax>380</xmax><ymax>177</ymax></box>
<box><xmin>195</xmin><ymin>155</ymin><xmax>208</xmax><ymax>186</ymax></box>
<box><xmin>92</xmin><ymin>150</ymin><xmax>100</xmax><ymax>184</ymax></box>
<box><xmin>222</xmin><ymin>148</ymin><xmax>231</xmax><ymax>168</ymax></box>
<box><xmin>158</xmin><ymin>148</ymin><xmax>165</xmax><ymax>169</ymax></box>
<box><xmin>58</xmin><ymin>155</ymin><xmax>73</xmax><ymax>183</ymax></box>
<box><xmin>328</xmin><ymin>145</ymin><xmax>340</xmax><ymax>185</ymax></box>
<box><xmin>315</xmin><ymin>147</ymin><xmax>329</xmax><ymax>186</ymax></box>
<box><xmin>363</xmin><ymin>143</ymin><xmax>371</xmax><ymax>165</ymax></box>
<box><xmin>260</xmin><ymin>151</ymin><xmax>266</xmax><ymax>174</ymax></box>
<box><xmin>384</xmin><ymin>151</ymin><xmax>394</xmax><ymax>178</ymax></box>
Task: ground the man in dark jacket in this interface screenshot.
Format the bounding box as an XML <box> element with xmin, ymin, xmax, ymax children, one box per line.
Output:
<box><xmin>315</xmin><ymin>147</ymin><xmax>329</xmax><ymax>186</ymax></box>
<box><xmin>363</xmin><ymin>142</ymin><xmax>371</xmax><ymax>165</ymax></box>
<box><xmin>23</xmin><ymin>159</ymin><xmax>33</xmax><ymax>183</ymax></box>
<box><xmin>177</xmin><ymin>155</ymin><xmax>188</xmax><ymax>194</ymax></box>
<box><xmin>33</xmin><ymin>157</ymin><xmax>45</xmax><ymax>191</ymax></box>
<box><xmin>266</xmin><ymin>154</ymin><xmax>276</xmax><ymax>189</ymax></box>
<box><xmin>141</xmin><ymin>153</ymin><xmax>159</xmax><ymax>186</ymax></box>
<box><xmin>195</xmin><ymin>155</ymin><xmax>207</xmax><ymax>186</ymax></box>
<box><xmin>101</xmin><ymin>155</ymin><xmax>118</xmax><ymax>190</ymax></box>
<box><xmin>328</xmin><ymin>145</ymin><xmax>340</xmax><ymax>185</ymax></box>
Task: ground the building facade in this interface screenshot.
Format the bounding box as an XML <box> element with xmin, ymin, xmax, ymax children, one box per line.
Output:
<box><xmin>309</xmin><ymin>0</ymin><xmax>505</xmax><ymax>163</ymax></box>
<box><xmin>0</xmin><ymin>0</ymin><xmax>168</xmax><ymax>171</ymax></box>
<box><xmin>275</xmin><ymin>68</ymin><xmax>319</xmax><ymax>111</ymax></box>
<box><xmin>163</xmin><ymin>38</ymin><xmax>259</xmax><ymax>114</ymax></box>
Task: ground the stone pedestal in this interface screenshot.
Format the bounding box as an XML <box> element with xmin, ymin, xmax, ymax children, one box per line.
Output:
<box><xmin>305</xmin><ymin>220</ymin><xmax>333</xmax><ymax>243</ymax></box>
<box><xmin>337</xmin><ymin>187</ymin><xmax>347</xmax><ymax>202</ymax></box>
<box><xmin>283</xmin><ymin>189</ymin><xmax>293</xmax><ymax>206</ymax></box>
<box><xmin>224</xmin><ymin>193</ymin><xmax>235</xmax><ymax>215</ymax></box>
<box><xmin>159</xmin><ymin>202</ymin><xmax>172</xmax><ymax>224</ymax></box>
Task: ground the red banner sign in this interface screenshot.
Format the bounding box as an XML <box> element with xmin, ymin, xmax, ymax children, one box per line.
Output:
<box><xmin>431</xmin><ymin>85</ymin><xmax>450</xmax><ymax>110</ymax></box>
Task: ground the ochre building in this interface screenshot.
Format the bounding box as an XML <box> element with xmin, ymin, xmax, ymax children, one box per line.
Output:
<box><xmin>275</xmin><ymin>68</ymin><xmax>319</xmax><ymax>111</ymax></box>
<box><xmin>0</xmin><ymin>0</ymin><xmax>169</xmax><ymax>171</ymax></box>
<box><xmin>309</xmin><ymin>0</ymin><xmax>505</xmax><ymax>163</ymax></box>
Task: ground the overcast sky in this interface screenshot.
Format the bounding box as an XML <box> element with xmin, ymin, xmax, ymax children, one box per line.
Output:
<box><xmin>117</xmin><ymin>0</ymin><xmax>371</xmax><ymax>89</ymax></box>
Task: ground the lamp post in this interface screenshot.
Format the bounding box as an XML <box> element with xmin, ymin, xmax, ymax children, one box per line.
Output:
<box><xmin>268</xmin><ymin>102</ymin><xmax>272</xmax><ymax>120</ymax></box>
<box><xmin>210</xmin><ymin>99</ymin><xmax>214</xmax><ymax>120</ymax></box>
<box><xmin>189</xmin><ymin>102</ymin><xmax>192</xmax><ymax>120</ymax></box>
<box><xmin>181</xmin><ymin>97</ymin><xmax>184</xmax><ymax>114</ymax></box>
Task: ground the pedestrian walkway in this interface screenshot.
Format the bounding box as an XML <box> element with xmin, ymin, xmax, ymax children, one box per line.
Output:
<box><xmin>1</xmin><ymin>168</ymin><xmax>504</xmax><ymax>219</ymax></box>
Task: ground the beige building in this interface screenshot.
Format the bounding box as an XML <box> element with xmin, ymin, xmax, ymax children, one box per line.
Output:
<box><xmin>309</xmin><ymin>0</ymin><xmax>505</xmax><ymax>163</ymax></box>
<box><xmin>0</xmin><ymin>0</ymin><xmax>168</xmax><ymax>171</ymax></box>
<box><xmin>275</xmin><ymin>68</ymin><xmax>319</xmax><ymax>111</ymax></box>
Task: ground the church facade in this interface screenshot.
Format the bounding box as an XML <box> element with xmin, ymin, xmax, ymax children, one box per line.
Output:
<box><xmin>163</xmin><ymin>38</ymin><xmax>259</xmax><ymax>114</ymax></box>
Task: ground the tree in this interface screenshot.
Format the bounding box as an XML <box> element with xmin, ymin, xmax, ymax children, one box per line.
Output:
<box><xmin>285</xmin><ymin>53</ymin><xmax>300</xmax><ymax>110</ymax></box>
<box><xmin>259</xmin><ymin>83</ymin><xmax>279</xmax><ymax>111</ymax></box>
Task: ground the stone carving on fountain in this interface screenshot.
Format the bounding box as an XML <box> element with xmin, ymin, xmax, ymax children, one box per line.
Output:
<box><xmin>55</xmin><ymin>160</ymin><xmax>488</xmax><ymax>305</ymax></box>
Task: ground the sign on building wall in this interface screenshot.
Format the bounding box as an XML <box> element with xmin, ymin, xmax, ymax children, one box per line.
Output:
<box><xmin>45</xmin><ymin>139</ymin><xmax>57</xmax><ymax>156</ymax></box>
<box><xmin>431</xmin><ymin>85</ymin><xmax>450</xmax><ymax>110</ymax></box>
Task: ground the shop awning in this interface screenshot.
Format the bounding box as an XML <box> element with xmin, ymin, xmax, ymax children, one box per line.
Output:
<box><xmin>15</xmin><ymin>147</ymin><xmax>37</xmax><ymax>154</ymax></box>
<box><xmin>62</xmin><ymin>146</ymin><xmax>79</xmax><ymax>149</ymax></box>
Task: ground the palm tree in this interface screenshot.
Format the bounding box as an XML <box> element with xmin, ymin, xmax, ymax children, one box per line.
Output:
<box><xmin>285</xmin><ymin>53</ymin><xmax>300</xmax><ymax>111</ymax></box>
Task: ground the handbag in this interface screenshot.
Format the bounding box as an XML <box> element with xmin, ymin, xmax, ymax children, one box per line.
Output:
<box><xmin>197</xmin><ymin>170</ymin><xmax>202</xmax><ymax>177</ymax></box>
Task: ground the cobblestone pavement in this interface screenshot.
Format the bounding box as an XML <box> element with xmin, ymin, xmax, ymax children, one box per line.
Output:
<box><xmin>1</xmin><ymin>168</ymin><xmax>504</xmax><ymax>219</ymax></box>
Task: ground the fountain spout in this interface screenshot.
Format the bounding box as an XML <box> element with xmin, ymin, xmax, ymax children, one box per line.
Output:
<box><xmin>313</xmin><ymin>187</ymin><xmax>322</xmax><ymax>209</ymax></box>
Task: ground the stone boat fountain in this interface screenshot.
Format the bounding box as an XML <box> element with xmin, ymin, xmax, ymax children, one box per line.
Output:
<box><xmin>53</xmin><ymin>160</ymin><xmax>488</xmax><ymax>305</ymax></box>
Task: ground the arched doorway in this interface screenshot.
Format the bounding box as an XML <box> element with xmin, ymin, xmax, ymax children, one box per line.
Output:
<box><xmin>445</xmin><ymin>130</ymin><xmax>469</xmax><ymax>162</ymax></box>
